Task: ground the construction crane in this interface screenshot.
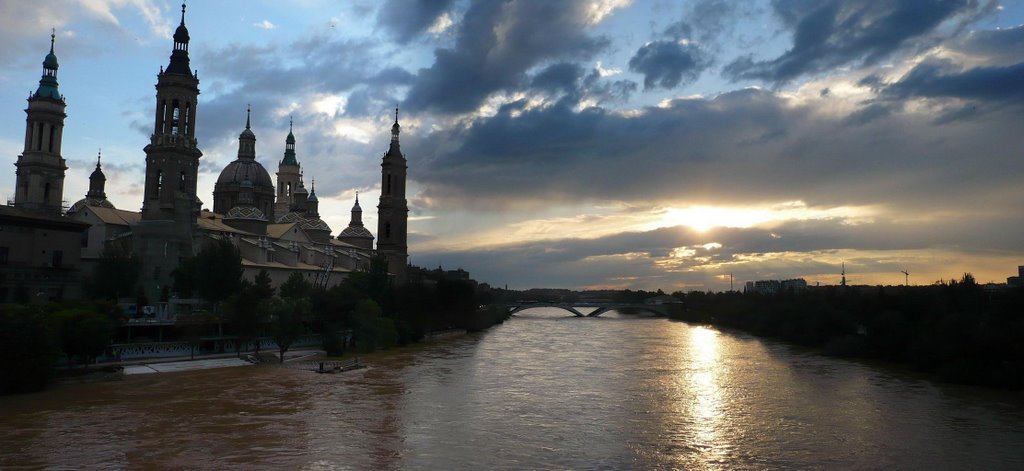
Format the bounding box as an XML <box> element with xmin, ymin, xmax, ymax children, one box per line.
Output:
<box><xmin>900</xmin><ymin>270</ymin><xmax>910</xmax><ymax>286</ymax></box>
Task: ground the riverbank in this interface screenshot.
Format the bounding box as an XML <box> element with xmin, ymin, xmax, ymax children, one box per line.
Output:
<box><xmin>672</xmin><ymin>285</ymin><xmax>1024</xmax><ymax>390</ymax></box>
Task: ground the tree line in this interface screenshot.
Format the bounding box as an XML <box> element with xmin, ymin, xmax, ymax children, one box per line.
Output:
<box><xmin>1</xmin><ymin>239</ymin><xmax>508</xmax><ymax>394</ymax></box>
<box><xmin>671</xmin><ymin>275</ymin><xmax>1024</xmax><ymax>390</ymax></box>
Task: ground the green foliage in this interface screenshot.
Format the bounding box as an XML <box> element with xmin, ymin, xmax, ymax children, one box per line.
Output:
<box><xmin>0</xmin><ymin>305</ymin><xmax>60</xmax><ymax>394</ymax></box>
<box><xmin>88</xmin><ymin>249</ymin><xmax>141</xmax><ymax>301</ymax></box>
<box><xmin>54</xmin><ymin>307</ymin><xmax>115</xmax><ymax>367</ymax></box>
<box><xmin>350</xmin><ymin>299</ymin><xmax>398</xmax><ymax>353</ymax></box>
<box><xmin>279</xmin><ymin>272</ymin><xmax>312</xmax><ymax>300</ymax></box>
<box><xmin>252</xmin><ymin>270</ymin><xmax>276</xmax><ymax>300</ymax></box>
<box><xmin>268</xmin><ymin>297</ymin><xmax>311</xmax><ymax>362</ymax></box>
<box><xmin>673</xmin><ymin>284</ymin><xmax>1024</xmax><ymax>389</ymax></box>
<box><xmin>173</xmin><ymin>239</ymin><xmax>243</xmax><ymax>306</ymax></box>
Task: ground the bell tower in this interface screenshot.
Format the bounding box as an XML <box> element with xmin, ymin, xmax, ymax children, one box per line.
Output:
<box><xmin>275</xmin><ymin>117</ymin><xmax>301</xmax><ymax>217</ymax></box>
<box><xmin>376</xmin><ymin>108</ymin><xmax>408</xmax><ymax>281</ymax></box>
<box><xmin>134</xmin><ymin>3</ymin><xmax>202</xmax><ymax>300</ymax></box>
<box><xmin>14</xmin><ymin>30</ymin><xmax>68</xmax><ymax>216</ymax></box>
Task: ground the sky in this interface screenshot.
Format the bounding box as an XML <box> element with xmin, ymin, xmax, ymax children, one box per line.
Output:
<box><xmin>1</xmin><ymin>0</ymin><xmax>1023</xmax><ymax>291</ymax></box>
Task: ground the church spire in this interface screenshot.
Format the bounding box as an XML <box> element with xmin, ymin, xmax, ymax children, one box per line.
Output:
<box><xmin>349</xmin><ymin>191</ymin><xmax>364</xmax><ymax>227</ymax></box>
<box><xmin>282</xmin><ymin>115</ymin><xmax>297</xmax><ymax>165</ymax></box>
<box><xmin>35</xmin><ymin>29</ymin><xmax>61</xmax><ymax>100</ymax></box>
<box><xmin>88</xmin><ymin>149</ymin><xmax>106</xmax><ymax>199</ymax></box>
<box><xmin>391</xmin><ymin>107</ymin><xmax>401</xmax><ymax>142</ymax></box>
<box><xmin>166</xmin><ymin>2</ymin><xmax>191</xmax><ymax>75</ymax></box>
<box><xmin>237</xmin><ymin>105</ymin><xmax>256</xmax><ymax>159</ymax></box>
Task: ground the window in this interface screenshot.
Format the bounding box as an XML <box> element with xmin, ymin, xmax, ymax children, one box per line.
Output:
<box><xmin>385</xmin><ymin>222</ymin><xmax>391</xmax><ymax>239</ymax></box>
<box><xmin>386</xmin><ymin>174</ymin><xmax>392</xmax><ymax>195</ymax></box>
<box><xmin>155</xmin><ymin>170</ymin><xmax>163</xmax><ymax>198</ymax></box>
<box><xmin>80</xmin><ymin>230</ymin><xmax>89</xmax><ymax>248</ymax></box>
<box><xmin>36</xmin><ymin>122</ymin><xmax>44</xmax><ymax>150</ymax></box>
<box><xmin>171</xmin><ymin>101</ymin><xmax>180</xmax><ymax>135</ymax></box>
<box><xmin>179</xmin><ymin>171</ymin><xmax>187</xmax><ymax>191</ymax></box>
<box><xmin>51</xmin><ymin>250</ymin><xmax>62</xmax><ymax>268</ymax></box>
<box><xmin>43</xmin><ymin>182</ymin><xmax>51</xmax><ymax>202</ymax></box>
<box><xmin>48</xmin><ymin>125</ymin><xmax>55</xmax><ymax>152</ymax></box>
<box><xmin>0</xmin><ymin>247</ymin><xmax>8</xmax><ymax>264</ymax></box>
<box><xmin>184</xmin><ymin>102</ymin><xmax>191</xmax><ymax>136</ymax></box>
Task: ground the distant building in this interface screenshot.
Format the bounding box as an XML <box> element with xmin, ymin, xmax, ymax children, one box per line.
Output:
<box><xmin>745</xmin><ymin>278</ymin><xmax>807</xmax><ymax>295</ymax></box>
<box><xmin>0</xmin><ymin>205</ymin><xmax>89</xmax><ymax>303</ymax></box>
<box><xmin>1006</xmin><ymin>265</ymin><xmax>1023</xmax><ymax>288</ymax></box>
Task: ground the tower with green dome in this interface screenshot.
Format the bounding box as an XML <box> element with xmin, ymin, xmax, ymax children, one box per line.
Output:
<box><xmin>14</xmin><ymin>30</ymin><xmax>68</xmax><ymax>215</ymax></box>
<box><xmin>274</xmin><ymin>117</ymin><xmax>302</xmax><ymax>216</ymax></box>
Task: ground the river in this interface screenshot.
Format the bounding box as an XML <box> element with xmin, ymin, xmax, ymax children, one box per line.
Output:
<box><xmin>2</xmin><ymin>308</ymin><xmax>1022</xmax><ymax>470</ymax></box>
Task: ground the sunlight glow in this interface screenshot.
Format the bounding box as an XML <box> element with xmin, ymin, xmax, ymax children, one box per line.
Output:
<box><xmin>649</xmin><ymin>201</ymin><xmax>873</xmax><ymax>232</ymax></box>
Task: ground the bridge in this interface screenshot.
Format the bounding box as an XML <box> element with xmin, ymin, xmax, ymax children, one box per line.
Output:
<box><xmin>503</xmin><ymin>302</ymin><xmax>675</xmax><ymax>317</ymax></box>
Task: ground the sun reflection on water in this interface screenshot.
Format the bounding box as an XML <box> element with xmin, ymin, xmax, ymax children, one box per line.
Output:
<box><xmin>683</xmin><ymin>325</ymin><xmax>728</xmax><ymax>466</ymax></box>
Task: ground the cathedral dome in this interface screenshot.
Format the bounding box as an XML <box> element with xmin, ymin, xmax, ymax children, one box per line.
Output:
<box><xmin>338</xmin><ymin>225</ymin><xmax>373</xmax><ymax>240</ymax></box>
<box><xmin>43</xmin><ymin>50</ymin><xmax>59</xmax><ymax>70</ymax></box>
<box><xmin>216</xmin><ymin>159</ymin><xmax>274</xmax><ymax>189</ymax></box>
<box><xmin>225</xmin><ymin>205</ymin><xmax>267</xmax><ymax>221</ymax></box>
<box><xmin>173</xmin><ymin>22</ymin><xmax>190</xmax><ymax>44</ymax></box>
<box><xmin>67</xmin><ymin>197</ymin><xmax>114</xmax><ymax>215</ymax></box>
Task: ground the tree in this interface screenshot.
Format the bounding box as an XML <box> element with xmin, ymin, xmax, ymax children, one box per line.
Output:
<box><xmin>173</xmin><ymin>239</ymin><xmax>243</xmax><ymax>309</ymax></box>
<box><xmin>350</xmin><ymin>299</ymin><xmax>398</xmax><ymax>353</ymax></box>
<box><xmin>54</xmin><ymin>308</ymin><xmax>114</xmax><ymax>367</ymax></box>
<box><xmin>88</xmin><ymin>249</ymin><xmax>141</xmax><ymax>301</ymax></box>
<box><xmin>252</xmin><ymin>269</ymin><xmax>275</xmax><ymax>300</ymax></box>
<box><xmin>0</xmin><ymin>305</ymin><xmax>60</xmax><ymax>394</ymax></box>
<box><xmin>279</xmin><ymin>271</ymin><xmax>311</xmax><ymax>300</ymax></box>
<box><xmin>268</xmin><ymin>297</ymin><xmax>311</xmax><ymax>363</ymax></box>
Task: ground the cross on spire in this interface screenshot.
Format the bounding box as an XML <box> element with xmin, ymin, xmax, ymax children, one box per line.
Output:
<box><xmin>50</xmin><ymin>28</ymin><xmax>55</xmax><ymax>52</ymax></box>
<box><xmin>181</xmin><ymin>2</ymin><xmax>187</xmax><ymax>25</ymax></box>
<box><xmin>245</xmin><ymin>104</ymin><xmax>251</xmax><ymax>129</ymax></box>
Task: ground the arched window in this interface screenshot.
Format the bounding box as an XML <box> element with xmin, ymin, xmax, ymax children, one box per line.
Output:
<box><xmin>386</xmin><ymin>174</ymin><xmax>392</xmax><ymax>195</ymax></box>
<box><xmin>179</xmin><ymin>172</ymin><xmax>187</xmax><ymax>191</ymax></box>
<box><xmin>171</xmin><ymin>106</ymin><xmax>180</xmax><ymax>135</ymax></box>
<box><xmin>48</xmin><ymin>125</ymin><xmax>55</xmax><ymax>152</ymax></box>
<box><xmin>36</xmin><ymin>122</ymin><xmax>44</xmax><ymax>150</ymax></box>
<box><xmin>43</xmin><ymin>182</ymin><xmax>51</xmax><ymax>202</ymax></box>
<box><xmin>184</xmin><ymin>102</ymin><xmax>191</xmax><ymax>136</ymax></box>
<box><xmin>155</xmin><ymin>170</ymin><xmax>163</xmax><ymax>198</ymax></box>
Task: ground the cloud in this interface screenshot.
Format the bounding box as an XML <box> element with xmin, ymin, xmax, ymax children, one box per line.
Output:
<box><xmin>882</xmin><ymin>59</ymin><xmax>1024</xmax><ymax>103</ymax></box>
<box><xmin>253</xmin><ymin>20</ymin><xmax>275</xmax><ymax>30</ymax></box>
<box><xmin>628</xmin><ymin>40</ymin><xmax>711</xmax><ymax>90</ymax></box>
<box><xmin>415</xmin><ymin>211</ymin><xmax>1024</xmax><ymax>289</ymax></box>
<box><xmin>724</xmin><ymin>0</ymin><xmax>989</xmax><ymax>85</ymax></box>
<box><xmin>403</xmin><ymin>1</ymin><xmax>611</xmax><ymax>114</ymax></box>
<box><xmin>376</xmin><ymin>0</ymin><xmax>455</xmax><ymax>43</ymax></box>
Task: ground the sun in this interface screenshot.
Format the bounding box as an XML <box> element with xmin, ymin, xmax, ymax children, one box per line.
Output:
<box><xmin>655</xmin><ymin>206</ymin><xmax>776</xmax><ymax>232</ymax></box>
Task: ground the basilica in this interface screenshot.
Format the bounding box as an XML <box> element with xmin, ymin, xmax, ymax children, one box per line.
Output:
<box><xmin>1</xmin><ymin>5</ymin><xmax>408</xmax><ymax>303</ymax></box>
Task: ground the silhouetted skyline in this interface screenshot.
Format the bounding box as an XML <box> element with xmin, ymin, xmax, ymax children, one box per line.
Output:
<box><xmin>1</xmin><ymin>1</ymin><xmax>1023</xmax><ymax>290</ymax></box>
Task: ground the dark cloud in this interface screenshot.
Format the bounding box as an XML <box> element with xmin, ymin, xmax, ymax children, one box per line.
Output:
<box><xmin>403</xmin><ymin>1</ymin><xmax>610</xmax><ymax>114</ymax></box>
<box><xmin>531</xmin><ymin>63</ymin><xmax>585</xmax><ymax>95</ymax></box>
<box><xmin>957</xmin><ymin>24</ymin><xmax>1024</xmax><ymax>65</ymax></box>
<box><xmin>628</xmin><ymin>40</ymin><xmax>711</xmax><ymax>90</ymax></box>
<box><xmin>193</xmin><ymin>36</ymin><xmax>405</xmax><ymax>145</ymax></box>
<box><xmin>724</xmin><ymin>0</ymin><xmax>985</xmax><ymax>84</ymax></box>
<box><xmin>376</xmin><ymin>0</ymin><xmax>455</xmax><ymax>44</ymax></box>
<box><xmin>882</xmin><ymin>60</ymin><xmax>1024</xmax><ymax>103</ymax></box>
<box><xmin>408</xmin><ymin>84</ymin><xmax>1024</xmax><ymax>216</ymax></box>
